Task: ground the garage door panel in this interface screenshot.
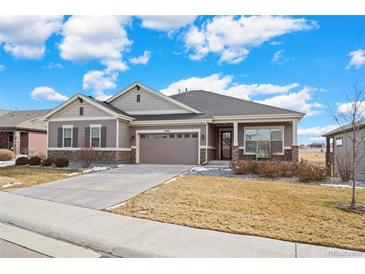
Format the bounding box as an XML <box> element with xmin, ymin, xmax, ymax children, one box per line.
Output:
<box><xmin>140</xmin><ymin>133</ymin><xmax>198</xmax><ymax>164</ymax></box>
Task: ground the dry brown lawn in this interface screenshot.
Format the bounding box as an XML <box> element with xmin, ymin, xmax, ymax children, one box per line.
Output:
<box><xmin>299</xmin><ymin>148</ymin><xmax>325</xmax><ymax>167</ymax></box>
<box><xmin>0</xmin><ymin>166</ymin><xmax>80</xmax><ymax>190</ymax></box>
<box><xmin>111</xmin><ymin>176</ymin><xmax>365</xmax><ymax>251</ymax></box>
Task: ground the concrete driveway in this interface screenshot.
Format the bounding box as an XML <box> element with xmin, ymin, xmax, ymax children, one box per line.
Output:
<box><xmin>11</xmin><ymin>164</ymin><xmax>191</xmax><ymax>209</ymax></box>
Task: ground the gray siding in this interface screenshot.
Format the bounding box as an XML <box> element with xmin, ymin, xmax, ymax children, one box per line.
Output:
<box><xmin>118</xmin><ymin>119</ymin><xmax>131</xmax><ymax>148</ymax></box>
<box><xmin>48</xmin><ymin>120</ymin><xmax>117</xmax><ymax>148</ymax></box>
<box><xmin>130</xmin><ymin>124</ymin><xmax>206</xmax><ymax>145</ymax></box>
<box><xmin>110</xmin><ymin>86</ymin><xmax>191</xmax><ymax>114</ymax></box>
<box><xmin>207</xmin><ymin>123</ymin><xmax>216</xmax><ymax>147</ymax></box>
<box><xmin>51</xmin><ymin>100</ymin><xmax>111</xmax><ymax>119</ymax></box>
<box><xmin>333</xmin><ymin>129</ymin><xmax>365</xmax><ymax>180</ymax></box>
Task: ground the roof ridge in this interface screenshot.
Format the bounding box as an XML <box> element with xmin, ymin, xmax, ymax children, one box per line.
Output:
<box><xmin>172</xmin><ymin>89</ymin><xmax>304</xmax><ymax>115</ymax></box>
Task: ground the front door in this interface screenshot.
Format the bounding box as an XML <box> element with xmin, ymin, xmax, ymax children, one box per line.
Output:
<box><xmin>221</xmin><ymin>131</ymin><xmax>232</xmax><ymax>160</ymax></box>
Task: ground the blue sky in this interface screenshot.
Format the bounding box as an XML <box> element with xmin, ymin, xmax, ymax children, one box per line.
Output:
<box><xmin>0</xmin><ymin>15</ymin><xmax>365</xmax><ymax>144</ymax></box>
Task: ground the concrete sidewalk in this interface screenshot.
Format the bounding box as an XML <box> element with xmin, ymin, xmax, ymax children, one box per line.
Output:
<box><xmin>0</xmin><ymin>192</ymin><xmax>363</xmax><ymax>258</ymax></box>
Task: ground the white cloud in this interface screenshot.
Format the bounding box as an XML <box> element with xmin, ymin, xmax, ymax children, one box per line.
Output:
<box><xmin>129</xmin><ymin>50</ymin><xmax>151</xmax><ymax>65</ymax></box>
<box><xmin>59</xmin><ymin>16</ymin><xmax>131</xmax><ymax>72</ymax></box>
<box><xmin>346</xmin><ymin>49</ymin><xmax>365</xmax><ymax>69</ymax></box>
<box><xmin>139</xmin><ymin>16</ymin><xmax>197</xmax><ymax>31</ymax></box>
<box><xmin>0</xmin><ymin>16</ymin><xmax>63</xmax><ymax>59</ymax></box>
<box><xmin>256</xmin><ymin>87</ymin><xmax>323</xmax><ymax>116</ymax></box>
<box><xmin>42</xmin><ymin>62</ymin><xmax>63</xmax><ymax>69</ymax></box>
<box><xmin>298</xmin><ymin>124</ymin><xmax>338</xmax><ymax>142</ymax></box>
<box><xmin>82</xmin><ymin>70</ymin><xmax>118</xmax><ymax>100</ymax></box>
<box><xmin>0</xmin><ymin>64</ymin><xmax>4</xmax><ymax>71</ymax></box>
<box><xmin>161</xmin><ymin>73</ymin><xmax>298</xmax><ymax>99</ymax></box>
<box><xmin>30</xmin><ymin>86</ymin><xmax>69</xmax><ymax>102</ymax></box>
<box><xmin>184</xmin><ymin>16</ymin><xmax>317</xmax><ymax>64</ymax></box>
<box><xmin>336</xmin><ymin>101</ymin><xmax>365</xmax><ymax>117</ymax></box>
<box><xmin>271</xmin><ymin>49</ymin><xmax>288</xmax><ymax>65</ymax></box>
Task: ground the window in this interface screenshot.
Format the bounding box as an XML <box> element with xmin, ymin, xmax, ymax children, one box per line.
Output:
<box><xmin>136</xmin><ymin>94</ymin><xmax>141</xmax><ymax>102</ymax></box>
<box><xmin>192</xmin><ymin>133</ymin><xmax>198</xmax><ymax>138</ymax></box>
<box><xmin>177</xmin><ymin>133</ymin><xmax>182</xmax><ymax>138</ymax></box>
<box><xmin>169</xmin><ymin>134</ymin><xmax>175</xmax><ymax>138</ymax></box>
<box><xmin>90</xmin><ymin>125</ymin><xmax>101</xmax><ymax>147</ymax></box>
<box><xmin>244</xmin><ymin>127</ymin><xmax>283</xmax><ymax>155</ymax></box>
<box><xmin>184</xmin><ymin>133</ymin><xmax>190</xmax><ymax>138</ymax></box>
<box><xmin>63</xmin><ymin>127</ymin><xmax>73</xmax><ymax>147</ymax></box>
<box><xmin>335</xmin><ymin>137</ymin><xmax>343</xmax><ymax>147</ymax></box>
<box><xmin>79</xmin><ymin>107</ymin><xmax>84</xmax><ymax>116</ymax></box>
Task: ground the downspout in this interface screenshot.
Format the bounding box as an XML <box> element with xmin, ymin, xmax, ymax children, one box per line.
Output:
<box><xmin>203</xmin><ymin>120</ymin><xmax>209</xmax><ymax>165</ymax></box>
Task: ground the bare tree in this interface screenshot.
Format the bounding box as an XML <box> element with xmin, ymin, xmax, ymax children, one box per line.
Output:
<box><xmin>329</xmin><ymin>85</ymin><xmax>365</xmax><ymax>209</ymax></box>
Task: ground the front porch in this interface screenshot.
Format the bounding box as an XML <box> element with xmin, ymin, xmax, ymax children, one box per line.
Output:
<box><xmin>0</xmin><ymin>130</ymin><xmax>28</xmax><ymax>155</ymax></box>
<box><xmin>202</xmin><ymin>120</ymin><xmax>299</xmax><ymax>164</ymax></box>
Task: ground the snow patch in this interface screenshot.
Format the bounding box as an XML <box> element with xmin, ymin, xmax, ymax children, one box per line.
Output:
<box><xmin>321</xmin><ymin>183</ymin><xmax>365</xmax><ymax>189</ymax></box>
<box><xmin>190</xmin><ymin>167</ymin><xmax>218</xmax><ymax>172</ymax></box>
<box><xmin>0</xmin><ymin>160</ymin><xmax>15</xmax><ymax>167</ymax></box>
<box><xmin>83</xmin><ymin>166</ymin><xmax>110</xmax><ymax>173</ymax></box>
<box><xmin>65</xmin><ymin>172</ymin><xmax>81</xmax><ymax>177</ymax></box>
<box><xmin>164</xmin><ymin>178</ymin><xmax>177</xmax><ymax>184</ymax></box>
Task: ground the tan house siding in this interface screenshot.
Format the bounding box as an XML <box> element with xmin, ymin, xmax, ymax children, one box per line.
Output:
<box><xmin>51</xmin><ymin>100</ymin><xmax>111</xmax><ymax>119</ymax></box>
<box><xmin>110</xmin><ymin>86</ymin><xmax>191</xmax><ymax>114</ymax></box>
<box><xmin>48</xmin><ymin>120</ymin><xmax>117</xmax><ymax>148</ymax></box>
<box><xmin>118</xmin><ymin>119</ymin><xmax>131</xmax><ymax>148</ymax></box>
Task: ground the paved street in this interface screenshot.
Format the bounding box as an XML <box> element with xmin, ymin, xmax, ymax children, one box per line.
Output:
<box><xmin>0</xmin><ymin>239</ymin><xmax>49</xmax><ymax>258</ymax></box>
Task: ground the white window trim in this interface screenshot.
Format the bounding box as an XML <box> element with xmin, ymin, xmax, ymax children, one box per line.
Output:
<box><xmin>243</xmin><ymin>126</ymin><xmax>285</xmax><ymax>156</ymax></box>
<box><xmin>335</xmin><ymin>136</ymin><xmax>343</xmax><ymax>147</ymax></box>
<box><xmin>62</xmin><ymin>125</ymin><xmax>73</xmax><ymax>148</ymax></box>
<box><xmin>90</xmin><ymin>124</ymin><xmax>101</xmax><ymax>148</ymax></box>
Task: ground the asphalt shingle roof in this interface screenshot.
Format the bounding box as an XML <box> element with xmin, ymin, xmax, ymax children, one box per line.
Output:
<box><xmin>171</xmin><ymin>90</ymin><xmax>304</xmax><ymax>117</ymax></box>
<box><xmin>0</xmin><ymin>109</ymin><xmax>50</xmax><ymax>131</ymax></box>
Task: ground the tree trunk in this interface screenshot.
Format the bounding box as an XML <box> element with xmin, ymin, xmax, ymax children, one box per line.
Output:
<box><xmin>350</xmin><ymin>128</ymin><xmax>356</xmax><ymax>209</ymax></box>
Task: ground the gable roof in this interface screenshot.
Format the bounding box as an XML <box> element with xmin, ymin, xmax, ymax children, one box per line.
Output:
<box><xmin>0</xmin><ymin>109</ymin><xmax>50</xmax><ymax>131</ymax></box>
<box><xmin>170</xmin><ymin>90</ymin><xmax>304</xmax><ymax>118</ymax></box>
<box><xmin>44</xmin><ymin>93</ymin><xmax>134</xmax><ymax>121</ymax></box>
<box><xmin>323</xmin><ymin>120</ymin><xmax>365</xmax><ymax>137</ymax></box>
<box><xmin>106</xmin><ymin>82</ymin><xmax>202</xmax><ymax>114</ymax></box>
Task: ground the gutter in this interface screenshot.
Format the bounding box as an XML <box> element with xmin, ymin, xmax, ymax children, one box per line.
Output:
<box><xmin>203</xmin><ymin>120</ymin><xmax>209</xmax><ymax>165</ymax></box>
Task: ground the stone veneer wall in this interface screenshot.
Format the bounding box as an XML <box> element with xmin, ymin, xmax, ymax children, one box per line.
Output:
<box><xmin>237</xmin><ymin>148</ymin><xmax>294</xmax><ymax>161</ymax></box>
<box><xmin>48</xmin><ymin>150</ymin><xmax>132</xmax><ymax>162</ymax></box>
<box><xmin>200</xmin><ymin>148</ymin><xmax>216</xmax><ymax>164</ymax></box>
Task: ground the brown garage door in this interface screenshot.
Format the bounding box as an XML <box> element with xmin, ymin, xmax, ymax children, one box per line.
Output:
<box><xmin>139</xmin><ymin>132</ymin><xmax>199</xmax><ymax>164</ymax></box>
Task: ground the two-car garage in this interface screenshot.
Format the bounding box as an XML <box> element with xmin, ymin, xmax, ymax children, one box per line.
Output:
<box><xmin>138</xmin><ymin>131</ymin><xmax>199</xmax><ymax>165</ymax></box>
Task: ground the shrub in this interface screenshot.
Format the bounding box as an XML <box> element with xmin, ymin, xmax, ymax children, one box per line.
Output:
<box><xmin>54</xmin><ymin>157</ymin><xmax>69</xmax><ymax>168</ymax></box>
<box><xmin>256</xmin><ymin>161</ymin><xmax>296</xmax><ymax>178</ymax></box>
<box><xmin>15</xmin><ymin>157</ymin><xmax>29</xmax><ymax>165</ymax></box>
<box><xmin>79</xmin><ymin>147</ymin><xmax>95</xmax><ymax>168</ymax></box>
<box><xmin>0</xmin><ymin>149</ymin><xmax>16</xmax><ymax>161</ymax></box>
<box><xmin>230</xmin><ymin>160</ymin><xmax>257</xmax><ymax>175</ymax></box>
<box><xmin>29</xmin><ymin>156</ymin><xmax>42</xmax><ymax>165</ymax></box>
<box><xmin>41</xmin><ymin>158</ymin><xmax>54</xmax><ymax>166</ymax></box>
<box><xmin>295</xmin><ymin>160</ymin><xmax>328</xmax><ymax>182</ymax></box>
<box><xmin>335</xmin><ymin>153</ymin><xmax>352</xmax><ymax>182</ymax></box>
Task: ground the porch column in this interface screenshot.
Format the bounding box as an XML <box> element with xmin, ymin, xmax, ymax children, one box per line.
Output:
<box><xmin>291</xmin><ymin>120</ymin><xmax>299</xmax><ymax>162</ymax></box>
<box><xmin>13</xmin><ymin>130</ymin><xmax>21</xmax><ymax>155</ymax></box>
<box><xmin>232</xmin><ymin>121</ymin><xmax>239</xmax><ymax>161</ymax></box>
<box><xmin>292</xmin><ymin>120</ymin><xmax>297</xmax><ymax>146</ymax></box>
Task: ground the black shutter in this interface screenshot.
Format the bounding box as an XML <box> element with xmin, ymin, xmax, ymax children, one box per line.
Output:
<box><xmin>101</xmin><ymin>127</ymin><xmax>107</xmax><ymax>147</ymax></box>
<box><xmin>57</xmin><ymin>128</ymin><xmax>63</xmax><ymax>147</ymax></box>
<box><xmin>73</xmin><ymin>127</ymin><xmax>78</xmax><ymax>147</ymax></box>
<box><xmin>85</xmin><ymin>127</ymin><xmax>90</xmax><ymax>147</ymax></box>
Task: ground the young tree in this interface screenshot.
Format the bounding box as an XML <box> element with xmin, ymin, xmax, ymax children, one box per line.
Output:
<box><xmin>329</xmin><ymin>85</ymin><xmax>365</xmax><ymax>209</ymax></box>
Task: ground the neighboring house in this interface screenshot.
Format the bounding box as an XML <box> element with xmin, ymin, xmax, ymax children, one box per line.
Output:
<box><xmin>323</xmin><ymin>121</ymin><xmax>365</xmax><ymax>180</ymax></box>
<box><xmin>44</xmin><ymin>82</ymin><xmax>304</xmax><ymax>165</ymax></box>
<box><xmin>307</xmin><ymin>143</ymin><xmax>325</xmax><ymax>149</ymax></box>
<box><xmin>0</xmin><ymin>109</ymin><xmax>49</xmax><ymax>156</ymax></box>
